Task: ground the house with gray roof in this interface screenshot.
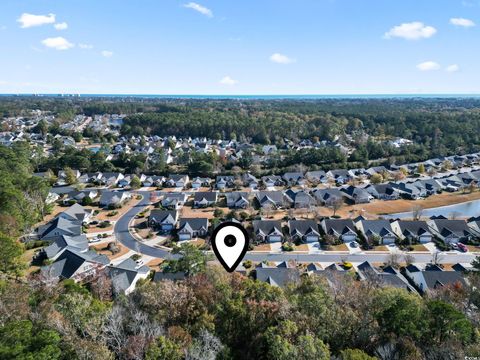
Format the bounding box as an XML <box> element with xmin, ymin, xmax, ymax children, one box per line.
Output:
<box><xmin>253</xmin><ymin>220</ymin><xmax>284</xmax><ymax>243</ymax></box>
<box><xmin>340</xmin><ymin>186</ymin><xmax>373</xmax><ymax>204</ymax></box>
<box><xmin>191</xmin><ymin>177</ymin><xmax>211</xmax><ymax>189</ymax></box>
<box><xmin>153</xmin><ymin>271</ymin><xmax>186</xmax><ymax>282</ymax></box>
<box><xmin>365</xmin><ymin>184</ymin><xmax>400</xmax><ymax>200</ymax></box>
<box><xmin>405</xmin><ymin>264</ymin><xmax>467</xmax><ymax>294</ymax></box>
<box><xmin>165</xmin><ymin>175</ymin><xmax>190</xmax><ymax>188</ymax></box>
<box><xmin>161</xmin><ymin>193</ymin><xmax>189</xmax><ymax>209</ymax></box>
<box><xmin>242</xmin><ymin>173</ymin><xmax>259</xmax><ymax>189</ymax></box>
<box><xmin>288</xmin><ymin>220</ymin><xmax>320</xmax><ymax>243</ymax></box>
<box><xmin>312</xmin><ymin>188</ymin><xmax>345</xmax><ymax>206</ymax></box>
<box><xmin>42</xmin><ymin>234</ymin><xmax>89</xmax><ymax>260</ymax></box>
<box><xmin>99</xmin><ymin>190</ymin><xmax>131</xmax><ymax>208</ymax></box>
<box><xmin>106</xmin><ymin>258</ymin><xmax>150</xmax><ymax>295</ymax></box>
<box><xmin>42</xmin><ymin>249</ymin><xmax>109</xmax><ymax>282</ymax></box>
<box><xmin>64</xmin><ymin>189</ymin><xmax>98</xmax><ymax>205</ymax></box>
<box><xmin>177</xmin><ymin>218</ymin><xmax>209</xmax><ymax>240</ymax></box>
<box><xmin>305</xmin><ymin>170</ymin><xmax>328</xmax><ymax>184</ymax></box>
<box><xmin>38</xmin><ymin>217</ymin><xmax>82</xmax><ymax>241</ymax></box>
<box><xmin>357</xmin><ymin>261</ymin><xmax>416</xmax><ymax>293</ymax></box>
<box><xmin>284</xmin><ymin>189</ymin><xmax>316</xmax><ymax>208</ymax></box>
<box><xmin>255</xmin><ymin>266</ymin><xmax>301</xmax><ymax>287</ymax></box>
<box><xmin>193</xmin><ymin>192</ymin><xmax>218</xmax><ymax>208</ymax></box>
<box><xmin>261</xmin><ymin>175</ymin><xmax>285</xmax><ymax>188</ymax></box>
<box><xmin>58</xmin><ymin>203</ymin><xmax>93</xmax><ymax>223</ymax></box>
<box><xmin>283</xmin><ymin>172</ymin><xmax>305</xmax><ymax>186</ymax></box>
<box><xmin>225</xmin><ymin>192</ymin><xmax>250</xmax><ymax>209</ymax></box>
<box><xmin>216</xmin><ymin>176</ymin><xmax>235</xmax><ymax>189</ymax></box>
<box><xmin>427</xmin><ymin>219</ymin><xmax>476</xmax><ymax>244</ymax></box>
<box><xmin>356</xmin><ymin>219</ymin><xmax>397</xmax><ymax>245</ymax></box>
<box><xmin>255</xmin><ymin>191</ymin><xmax>286</xmax><ymax>209</ymax></box>
<box><xmin>391</xmin><ymin>182</ymin><xmax>426</xmax><ymax>200</ymax></box>
<box><xmin>321</xmin><ymin>219</ymin><xmax>357</xmax><ymax>243</ymax></box>
<box><xmin>149</xmin><ymin>210</ymin><xmax>178</xmax><ymax>232</ymax></box>
<box><xmin>390</xmin><ymin>220</ymin><xmax>433</xmax><ymax>244</ymax></box>
<box><xmin>326</xmin><ymin>169</ymin><xmax>355</xmax><ymax>184</ymax></box>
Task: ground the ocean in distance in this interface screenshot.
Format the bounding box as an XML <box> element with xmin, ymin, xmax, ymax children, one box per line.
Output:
<box><xmin>2</xmin><ymin>93</ymin><xmax>480</xmax><ymax>100</ymax></box>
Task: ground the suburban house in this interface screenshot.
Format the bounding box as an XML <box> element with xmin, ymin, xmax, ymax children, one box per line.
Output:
<box><xmin>340</xmin><ymin>186</ymin><xmax>373</xmax><ymax>204</ymax></box>
<box><xmin>161</xmin><ymin>193</ymin><xmax>189</xmax><ymax>210</ymax></box>
<box><xmin>100</xmin><ymin>172</ymin><xmax>125</xmax><ymax>186</ymax></box>
<box><xmin>57</xmin><ymin>203</ymin><xmax>93</xmax><ymax>223</ymax></box>
<box><xmin>365</xmin><ymin>184</ymin><xmax>400</xmax><ymax>200</ymax></box>
<box><xmin>390</xmin><ymin>220</ymin><xmax>433</xmax><ymax>244</ymax></box>
<box><xmin>193</xmin><ymin>191</ymin><xmax>218</xmax><ymax>208</ymax></box>
<box><xmin>38</xmin><ymin>217</ymin><xmax>82</xmax><ymax>241</ymax></box>
<box><xmin>255</xmin><ymin>265</ymin><xmax>301</xmax><ymax>287</ymax></box>
<box><xmin>357</xmin><ymin>261</ymin><xmax>416</xmax><ymax>292</ymax></box>
<box><xmin>99</xmin><ymin>190</ymin><xmax>131</xmax><ymax>208</ymax></box>
<box><xmin>405</xmin><ymin>264</ymin><xmax>467</xmax><ymax>294</ymax></box>
<box><xmin>255</xmin><ymin>191</ymin><xmax>285</xmax><ymax>209</ymax></box>
<box><xmin>105</xmin><ymin>258</ymin><xmax>151</xmax><ymax>295</ymax></box>
<box><xmin>467</xmin><ymin>217</ymin><xmax>480</xmax><ymax>236</ymax></box>
<box><xmin>365</xmin><ymin>166</ymin><xmax>390</xmax><ymax>178</ymax></box>
<box><xmin>216</xmin><ymin>176</ymin><xmax>235</xmax><ymax>190</ymax></box>
<box><xmin>142</xmin><ymin>175</ymin><xmax>165</xmax><ymax>187</ymax></box>
<box><xmin>64</xmin><ymin>189</ymin><xmax>98</xmax><ymax>204</ymax></box>
<box><xmin>153</xmin><ymin>271</ymin><xmax>186</xmax><ymax>282</ymax></box>
<box><xmin>242</xmin><ymin>173</ymin><xmax>259</xmax><ymax>189</ymax></box>
<box><xmin>312</xmin><ymin>188</ymin><xmax>345</xmax><ymax>206</ymax></box>
<box><xmin>42</xmin><ymin>234</ymin><xmax>89</xmax><ymax>260</ymax></box>
<box><xmin>356</xmin><ymin>219</ymin><xmax>397</xmax><ymax>245</ymax></box>
<box><xmin>191</xmin><ymin>177</ymin><xmax>211</xmax><ymax>189</ymax></box>
<box><xmin>305</xmin><ymin>170</ymin><xmax>328</xmax><ymax>184</ymax></box>
<box><xmin>261</xmin><ymin>175</ymin><xmax>285</xmax><ymax>188</ymax></box>
<box><xmin>321</xmin><ymin>219</ymin><xmax>357</xmax><ymax>243</ymax></box>
<box><xmin>391</xmin><ymin>182</ymin><xmax>426</xmax><ymax>200</ymax></box>
<box><xmin>149</xmin><ymin>210</ymin><xmax>178</xmax><ymax>232</ymax></box>
<box><xmin>165</xmin><ymin>175</ymin><xmax>190</xmax><ymax>189</ymax></box>
<box><xmin>283</xmin><ymin>172</ymin><xmax>305</xmax><ymax>186</ymax></box>
<box><xmin>326</xmin><ymin>169</ymin><xmax>355</xmax><ymax>184</ymax></box>
<box><xmin>253</xmin><ymin>220</ymin><xmax>284</xmax><ymax>243</ymax></box>
<box><xmin>225</xmin><ymin>192</ymin><xmax>250</xmax><ymax>209</ymax></box>
<box><xmin>42</xmin><ymin>248</ymin><xmax>109</xmax><ymax>282</ymax></box>
<box><xmin>427</xmin><ymin>219</ymin><xmax>475</xmax><ymax>244</ymax></box>
<box><xmin>284</xmin><ymin>189</ymin><xmax>316</xmax><ymax>208</ymax></box>
<box><xmin>177</xmin><ymin>218</ymin><xmax>209</xmax><ymax>240</ymax></box>
<box><xmin>288</xmin><ymin>220</ymin><xmax>320</xmax><ymax>243</ymax></box>
<box><xmin>413</xmin><ymin>179</ymin><xmax>443</xmax><ymax>195</ymax></box>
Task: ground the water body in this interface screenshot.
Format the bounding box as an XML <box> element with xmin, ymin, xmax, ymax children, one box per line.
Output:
<box><xmin>2</xmin><ymin>94</ymin><xmax>480</xmax><ymax>100</ymax></box>
<box><xmin>387</xmin><ymin>198</ymin><xmax>480</xmax><ymax>219</ymax></box>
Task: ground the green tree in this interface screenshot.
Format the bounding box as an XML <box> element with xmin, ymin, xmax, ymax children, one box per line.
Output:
<box><xmin>64</xmin><ymin>167</ymin><xmax>78</xmax><ymax>185</ymax></box>
<box><xmin>370</xmin><ymin>173</ymin><xmax>383</xmax><ymax>184</ymax></box>
<box><xmin>165</xmin><ymin>243</ymin><xmax>207</xmax><ymax>276</ymax></box>
<box><xmin>145</xmin><ymin>336</ymin><xmax>183</xmax><ymax>360</ymax></box>
<box><xmin>130</xmin><ymin>175</ymin><xmax>142</xmax><ymax>189</ymax></box>
<box><xmin>339</xmin><ymin>349</ymin><xmax>377</xmax><ymax>360</ymax></box>
<box><xmin>0</xmin><ymin>234</ymin><xmax>25</xmax><ymax>277</ymax></box>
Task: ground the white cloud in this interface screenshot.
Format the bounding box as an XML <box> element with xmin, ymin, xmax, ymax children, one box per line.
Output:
<box><xmin>41</xmin><ymin>37</ymin><xmax>74</xmax><ymax>50</ymax></box>
<box><xmin>0</xmin><ymin>80</ymin><xmax>7</xmax><ymax>85</ymax></box>
<box><xmin>101</xmin><ymin>50</ymin><xmax>114</xmax><ymax>57</ymax></box>
<box><xmin>270</xmin><ymin>53</ymin><xmax>296</xmax><ymax>64</ymax></box>
<box><xmin>18</xmin><ymin>13</ymin><xmax>56</xmax><ymax>28</ymax></box>
<box><xmin>54</xmin><ymin>22</ymin><xmax>68</xmax><ymax>30</ymax></box>
<box><xmin>450</xmin><ymin>18</ymin><xmax>475</xmax><ymax>27</ymax></box>
<box><xmin>384</xmin><ymin>22</ymin><xmax>437</xmax><ymax>40</ymax></box>
<box><xmin>79</xmin><ymin>43</ymin><xmax>93</xmax><ymax>50</ymax></box>
<box><xmin>219</xmin><ymin>76</ymin><xmax>238</xmax><ymax>86</ymax></box>
<box><xmin>183</xmin><ymin>2</ymin><xmax>213</xmax><ymax>17</ymax></box>
<box><xmin>417</xmin><ymin>61</ymin><xmax>441</xmax><ymax>71</ymax></box>
<box><xmin>446</xmin><ymin>64</ymin><xmax>460</xmax><ymax>72</ymax></box>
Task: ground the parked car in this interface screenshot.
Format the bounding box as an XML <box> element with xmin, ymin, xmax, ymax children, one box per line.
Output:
<box><xmin>89</xmin><ymin>237</ymin><xmax>101</xmax><ymax>243</ymax></box>
<box><xmin>458</xmin><ymin>243</ymin><xmax>468</xmax><ymax>252</ymax></box>
<box><xmin>350</xmin><ymin>241</ymin><xmax>358</xmax><ymax>248</ymax></box>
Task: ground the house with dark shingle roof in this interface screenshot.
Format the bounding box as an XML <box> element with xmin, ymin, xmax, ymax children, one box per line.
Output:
<box><xmin>427</xmin><ymin>219</ymin><xmax>476</xmax><ymax>244</ymax></box>
<box><xmin>261</xmin><ymin>175</ymin><xmax>285</xmax><ymax>188</ymax></box>
<box><xmin>193</xmin><ymin>192</ymin><xmax>218</xmax><ymax>208</ymax></box>
<box><xmin>340</xmin><ymin>186</ymin><xmax>373</xmax><ymax>204</ymax></box>
<box><xmin>149</xmin><ymin>210</ymin><xmax>178</xmax><ymax>232</ymax></box>
<box><xmin>391</xmin><ymin>220</ymin><xmax>433</xmax><ymax>244</ymax></box>
<box><xmin>356</xmin><ymin>219</ymin><xmax>397</xmax><ymax>245</ymax></box>
<box><xmin>38</xmin><ymin>217</ymin><xmax>82</xmax><ymax>241</ymax></box>
<box><xmin>311</xmin><ymin>188</ymin><xmax>345</xmax><ymax>206</ymax></box>
<box><xmin>216</xmin><ymin>176</ymin><xmax>235</xmax><ymax>189</ymax></box>
<box><xmin>405</xmin><ymin>264</ymin><xmax>467</xmax><ymax>294</ymax></box>
<box><xmin>365</xmin><ymin>184</ymin><xmax>400</xmax><ymax>200</ymax></box>
<box><xmin>58</xmin><ymin>203</ymin><xmax>93</xmax><ymax>223</ymax></box>
<box><xmin>178</xmin><ymin>218</ymin><xmax>209</xmax><ymax>240</ymax></box>
<box><xmin>99</xmin><ymin>190</ymin><xmax>131</xmax><ymax>208</ymax></box>
<box><xmin>42</xmin><ymin>249</ymin><xmax>109</xmax><ymax>282</ymax></box>
<box><xmin>242</xmin><ymin>173</ymin><xmax>259</xmax><ymax>189</ymax></box>
<box><xmin>305</xmin><ymin>171</ymin><xmax>328</xmax><ymax>184</ymax></box>
<box><xmin>42</xmin><ymin>234</ymin><xmax>89</xmax><ymax>260</ymax></box>
<box><xmin>105</xmin><ymin>258</ymin><xmax>150</xmax><ymax>295</ymax></box>
<box><xmin>253</xmin><ymin>220</ymin><xmax>284</xmax><ymax>243</ymax></box>
<box><xmin>255</xmin><ymin>266</ymin><xmax>301</xmax><ymax>287</ymax></box>
<box><xmin>165</xmin><ymin>175</ymin><xmax>190</xmax><ymax>188</ymax></box>
<box><xmin>356</xmin><ymin>261</ymin><xmax>416</xmax><ymax>293</ymax></box>
<box><xmin>284</xmin><ymin>189</ymin><xmax>316</xmax><ymax>208</ymax></box>
<box><xmin>321</xmin><ymin>219</ymin><xmax>357</xmax><ymax>243</ymax></box>
<box><xmin>255</xmin><ymin>191</ymin><xmax>286</xmax><ymax>209</ymax></box>
<box><xmin>225</xmin><ymin>192</ymin><xmax>250</xmax><ymax>209</ymax></box>
<box><xmin>282</xmin><ymin>172</ymin><xmax>305</xmax><ymax>186</ymax></box>
<box><xmin>288</xmin><ymin>220</ymin><xmax>320</xmax><ymax>243</ymax></box>
<box><xmin>153</xmin><ymin>271</ymin><xmax>186</xmax><ymax>282</ymax></box>
<box><xmin>161</xmin><ymin>193</ymin><xmax>188</xmax><ymax>210</ymax></box>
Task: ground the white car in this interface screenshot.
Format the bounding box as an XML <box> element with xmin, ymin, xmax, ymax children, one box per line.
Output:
<box><xmin>89</xmin><ymin>237</ymin><xmax>101</xmax><ymax>243</ymax></box>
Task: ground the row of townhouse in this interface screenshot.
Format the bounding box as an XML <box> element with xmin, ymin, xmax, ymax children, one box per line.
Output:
<box><xmin>252</xmin><ymin>260</ymin><xmax>468</xmax><ymax>295</ymax></box>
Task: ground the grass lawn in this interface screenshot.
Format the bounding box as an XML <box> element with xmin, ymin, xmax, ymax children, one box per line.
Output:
<box><xmin>327</xmin><ymin>244</ymin><xmax>349</xmax><ymax>251</ymax></box>
<box><xmin>410</xmin><ymin>244</ymin><xmax>429</xmax><ymax>252</ymax></box>
<box><xmin>368</xmin><ymin>245</ymin><xmax>389</xmax><ymax>252</ymax></box>
<box><xmin>252</xmin><ymin>243</ymin><xmax>271</xmax><ymax>251</ymax></box>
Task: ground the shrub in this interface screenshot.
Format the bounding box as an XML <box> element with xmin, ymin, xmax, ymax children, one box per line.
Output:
<box><xmin>131</xmin><ymin>254</ymin><xmax>142</xmax><ymax>261</ymax></box>
<box><xmin>282</xmin><ymin>243</ymin><xmax>294</xmax><ymax>252</ymax></box>
<box><xmin>243</xmin><ymin>260</ymin><xmax>253</xmax><ymax>269</ymax></box>
<box><xmin>343</xmin><ymin>261</ymin><xmax>353</xmax><ymax>269</ymax></box>
<box><xmin>98</xmin><ymin>221</ymin><xmax>111</xmax><ymax>228</ymax></box>
<box><xmin>107</xmin><ymin>210</ymin><xmax>119</xmax><ymax>217</ymax></box>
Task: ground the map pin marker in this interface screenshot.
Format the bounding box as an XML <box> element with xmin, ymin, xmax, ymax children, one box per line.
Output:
<box><xmin>211</xmin><ymin>222</ymin><xmax>249</xmax><ymax>272</ymax></box>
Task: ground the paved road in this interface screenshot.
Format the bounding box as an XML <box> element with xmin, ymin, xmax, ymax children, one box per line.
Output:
<box><xmin>114</xmin><ymin>192</ymin><xmax>180</xmax><ymax>260</ymax></box>
<box><xmin>114</xmin><ymin>191</ymin><xmax>477</xmax><ymax>265</ymax></box>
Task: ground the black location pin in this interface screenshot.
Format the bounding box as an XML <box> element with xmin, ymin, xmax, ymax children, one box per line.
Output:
<box><xmin>211</xmin><ymin>222</ymin><xmax>249</xmax><ymax>272</ymax></box>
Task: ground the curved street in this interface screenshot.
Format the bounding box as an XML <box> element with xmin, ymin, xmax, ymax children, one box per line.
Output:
<box><xmin>114</xmin><ymin>191</ymin><xmax>478</xmax><ymax>265</ymax></box>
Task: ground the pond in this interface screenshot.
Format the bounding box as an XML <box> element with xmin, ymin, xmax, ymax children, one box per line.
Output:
<box><xmin>386</xmin><ymin>198</ymin><xmax>480</xmax><ymax>219</ymax></box>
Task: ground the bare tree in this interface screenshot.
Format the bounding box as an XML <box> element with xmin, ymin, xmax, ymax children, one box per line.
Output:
<box><xmin>432</xmin><ymin>251</ymin><xmax>444</xmax><ymax>265</ymax></box>
<box><xmin>386</xmin><ymin>253</ymin><xmax>401</xmax><ymax>269</ymax></box>
<box><xmin>186</xmin><ymin>330</ymin><xmax>224</xmax><ymax>360</ymax></box>
<box><xmin>403</xmin><ymin>253</ymin><xmax>414</xmax><ymax>266</ymax></box>
<box><xmin>412</xmin><ymin>205</ymin><xmax>423</xmax><ymax>221</ymax></box>
<box><xmin>330</xmin><ymin>198</ymin><xmax>343</xmax><ymax>217</ymax></box>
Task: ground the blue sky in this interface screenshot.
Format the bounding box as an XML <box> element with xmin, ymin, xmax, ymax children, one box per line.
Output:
<box><xmin>0</xmin><ymin>0</ymin><xmax>479</xmax><ymax>94</ymax></box>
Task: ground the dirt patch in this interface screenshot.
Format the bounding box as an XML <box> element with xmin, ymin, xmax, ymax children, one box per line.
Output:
<box><xmin>146</xmin><ymin>258</ymin><xmax>164</xmax><ymax>272</ymax></box>
<box><xmin>368</xmin><ymin>245</ymin><xmax>389</xmax><ymax>252</ymax></box>
<box><xmin>410</xmin><ymin>244</ymin><xmax>429</xmax><ymax>252</ymax></box>
<box><xmin>293</xmin><ymin>244</ymin><xmax>309</xmax><ymax>252</ymax></box>
<box><xmin>327</xmin><ymin>244</ymin><xmax>349</xmax><ymax>251</ymax></box>
<box><xmin>252</xmin><ymin>243</ymin><xmax>271</xmax><ymax>251</ymax></box>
